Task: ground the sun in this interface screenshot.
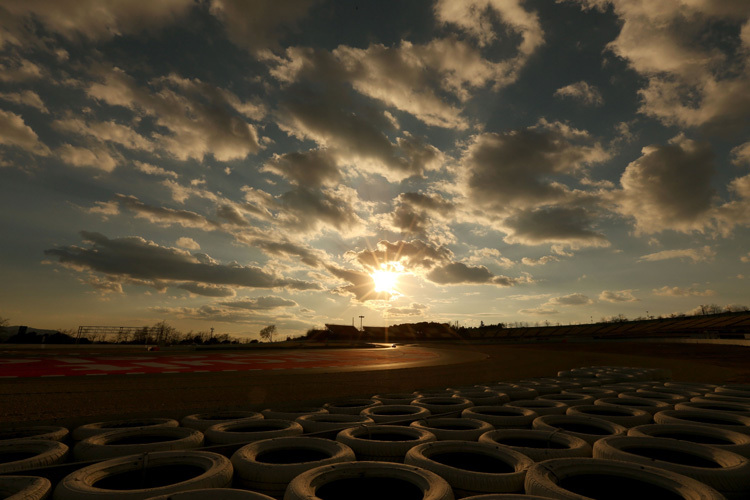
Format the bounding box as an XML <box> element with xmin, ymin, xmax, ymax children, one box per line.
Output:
<box><xmin>371</xmin><ymin>269</ymin><xmax>399</xmax><ymax>294</ymax></box>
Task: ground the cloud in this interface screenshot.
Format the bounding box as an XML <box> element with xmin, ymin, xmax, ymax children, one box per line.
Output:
<box><xmin>44</xmin><ymin>231</ymin><xmax>321</xmax><ymax>292</ymax></box>
<box><xmin>548</xmin><ymin>293</ymin><xmax>594</xmax><ymax>306</ymax></box>
<box><xmin>599</xmin><ymin>290</ymin><xmax>639</xmax><ymax>302</ymax></box>
<box><xmin>351</xmin><ymin>240</ymin><xmax>454</xmax><ymax>272</ymax></box>
<box><xmin>176</xmin><ymin>237</ymin><xmax>200</xmax><ymax>251</ymax></box>
<box><xmin>638</xmin><ymin>246</ymin><xmax>716</xmax><ymax>264</ymax></box>
<box><xmin>653</xmin><ymin>285</ymin><xmax>716</xmax><ymax>297</ymax></box>
<box><xmin>0</xmin><ymin>109</ymin><xmax>50</xmax><ymax>155</ymax></box>
<box><xmin>386</xmin><ymin>192</ymin><xmax>456</xmax><ymax>240</ymax></box>
<box><xmin>88</xmin><ymin>68</ymin><xmax>262</xmax><ymax>162</ymax></box>
<box><xmin>0</xmin><ymin>91</ymin><xmax>48</xmax><ymax>113</ymax></box>
<box><xmin>53</xmin><ymin>117</ymin><xmax>154</xmax><ymax>151</ymax></box>
<box><xmin>0</xmin><ymin>57</ymin><xmax>43</xmax><ymax>82</ymax></box>
<box><xmin>177</xmin><ymin>283</ymin><xmax>237</xmax><ymax>298</ymax></box>
<box><xmin>261</xmin><ymin>149</ymin><xmax>341</xmax><ymax>188</ymax></box>
<box><xmin>519</xmin><ymin>307</ymin><xmax>559</xmax><ymax>315</ymax></box>
<box><xmin>134</xmin><ymin>161</ymin><xmax>178</xmax><ymax>179</ymax></box>
<box><xmin>387</xmin><ymin>303</ymin><xmax>428</xmax><ymax>317</ymax></box>
<box><xmin>732</xmin><ymin>142</ymin><xmax>750</xmax><ymax>166</ymax></box>
<box><xmin>742</xmin><ymin>252</ymin><xmax>750</xmax><ymax>263</ymax></box>
<box><xmin>426</xmin><ymin>262</ymin><xmax>521</xmax><ymax>286</ymax></box>
<box><xmin>502</xmin><ymin>206</ymin><xmax>610</xmax><ymax>248</ymax></box>
<box><xmin>57</xmin><ymin>143</ymin><xmax>117</xmax><ymax>171</ymax></box>
<box><xmin>113</xmin><ymin>194</ymin><xmax>219</xmax><ymax>231</ymax></box>
<box><xmin>554</xmin><ymin>81</ymin><xmax>604</xmax><ymax>106</ymax></box>
<box><xmin>521</xmin><ymin>255</ymin><xmax>559</xmax><ymax>266</ymax></box>
<box><xmin>612</xmin><ymin>134</ymin><xmax>715</xmax><ymax>234</ymax></box>
<box><xmin>325</xmin><ymin>264</ymin><xmax>391</xmax><ymax>302</ymax></box>
<box><xmin>219</xmin><ymin>296</ymin><xmax>298</xmax><ymax>310</ymax></box>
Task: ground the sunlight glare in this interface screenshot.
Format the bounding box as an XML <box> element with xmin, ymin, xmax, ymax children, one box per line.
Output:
<box><xmin>372</xmin><ymin>269</ymin><xmax>399</xmax><ymax>294</ymax></box>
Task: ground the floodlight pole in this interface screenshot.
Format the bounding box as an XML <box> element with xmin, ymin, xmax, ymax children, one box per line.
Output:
<box><xmin>359</xmin><ymin>315</ymin><xmax>364</xmax><ymax>331</ymax></box>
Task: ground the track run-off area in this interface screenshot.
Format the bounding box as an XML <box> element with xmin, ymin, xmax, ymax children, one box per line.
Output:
<box><xmin>0</xmin><ymin>345</ymin><xmax>474</xmax><ymax>378</ymax></box>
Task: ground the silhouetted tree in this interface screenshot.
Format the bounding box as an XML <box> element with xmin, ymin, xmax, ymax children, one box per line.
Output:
<box><xmin>260</xmin><ymin>324</ymin><xmax>276</xmax><ymax>342</ymax></box>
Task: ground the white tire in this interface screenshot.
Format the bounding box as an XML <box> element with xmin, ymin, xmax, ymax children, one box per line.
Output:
<box><xmin>53</xmin><ymin>450</ymin><xmax>232</xmax><ymax>500</ymax></box>
<box><xmin>532</xmin><ymin>414</ymin><xmax>627</xmax><ymax>446</ymax></box>
<box><xmin>566</xmin><ymin>404</ymin><xmax>652</xmax><ymax>428</ymax></box>
<box><xmin>261</xmin><ymin>407</ymin><xmax>327</xmax><ymax>420</ymax></box>
<box><xmin>410</xmin><ymin>418</ymin><xmax>494</xmax><ymax>441</ymax></box>
<box><xmin>525</xmin><ymin>457</ymin><xmax>726</xmax><ymax>499</ymax></box>
<box><xmin>676</xmin><ymin>401</ymin><xmax>750</xmax><ymax>417</ymax></box>
<box><xmin>205</xmin><ymin>419</ymin><xmax>303</xmax><ymax>445</ymax></box>
<box><xmin>479</xmin><ymin>429</ymin><xmax>592</xmax><ymax>462</ymax></box>
<box><xmin>73</xmin><ymin>426</ymin><xmax>204</xmax><ymax>461</ymax></box>
<box><xmin>412</xmin><ymin>397</ymin><xmax>473</xmax><ymax>416</ymax></box>
<box><xmin>0</xmin><ymin>475</ymin><xmax>51</xmax><ymax>500</ymax></box>
<box><xmin>628</xmin><ymin>423</ymin><xmax>750</xmax><ymax>459</ymax></box>
<box><xmin>231</xmin><ymin>436</ymin><xmax>355</xmax><ymax>498</ymax></box>
<box><xmin>361</xmin><ymin>405</ymin><xmax>431</xmax><ymax>424</ymax></box>
<box><xmin>181</xmin><ymin>412</ymin><xmax>263</xmax><ymax>431</ymax></box>
<box><xmin>0</xmin><ymin>440</ymin><xmax>68</xmax><ymax>473</ymax></box>
<box><xmin>295</xmin><ymin>414</ymin><xmax>373</xmax><ymax>437</ymax></box>
<box><xmin>593</xmin><ymin>435</ymin><xmax>750</xmax><ymax>499</ymax></box>
<box><xmin>654</xmin><ymin>409</ymin><xmax>750</xmax><ymax>435</ymax></box>
<box><xmin>335</xmin><ymin>424</ymin><xmax>436</xmax><ymax>462</ymax></box>
<box><xmin>404</xmin><ymin>440</ymin><xmax>533</xmax><ymax>497</ymax></box>
<box><xmin>462</xmin><ymin>406</ymin><xmax>537</xmax><ymax>429</ymax></box>
<box><xmin>504</xmin><ymin>400</ymin><xmax>568</xmax><ymax>416</ymax></box>
<box><xmin>0</xmin><ymin>426</ymin><xmax>69</xmax><ymax>443</ymax></box>
<box><xmin>72</xmin><ymin>419</ymin><xmax>179</xmax><ymax>441</ymax></box>
<box><xmin>146</xmin><ymin>489</ymin><xmax>274</xmax><ymax>500</ymax></box>
<box><xmin>595</xmin><ymin>396</ymin><xmax>672</xmax><ymax>415</ymax></box>
<box><xmin>283</xmin><ymin>461</ymin><xmax>454</xmax><ymax>500</ymax></box>
<box><xmin>324</xmin><ymin>399</ymin><xmax>381</xmax><ymax>415</ymax></box>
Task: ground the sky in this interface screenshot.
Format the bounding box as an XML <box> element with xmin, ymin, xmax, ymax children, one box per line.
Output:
<box><xmin>1</xmin><ymin>0</ymin><xmax>749</xmax><ymax>340</ymax></box>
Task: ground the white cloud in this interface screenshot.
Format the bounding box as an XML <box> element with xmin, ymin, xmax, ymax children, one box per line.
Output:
<box><xmin>57</xmin><ymin>143</ymin><xmax>117</xmax><ymax>172</ymax></box>
<box><xmin>519</xmin><ymin>306</ymin><xmax>559</xmax><ymax>315</ymax></box>
<box><xmin>548</xmin><ymin>293</ymin><xmax>593</xmax><ymax>306</ymax></box>
<box><xmin>638</xmin><ymin>246</ymin><xmax>715</xmax><ymax>264</ymax></box>
<box><xmin>176</xmin><ymin>237</ymin><xmax>200</xmax><ymax>251</ymax></box>
<box><xmin>134</xmin><ymin>161</ymin><xmax>178</xmax><ymax>179</ymax></box>
<box><xmin>653</xmin><ymin>285</ymin><xmax>716</xmax><ymax>297</ymax></box>
<box><xmin>554</xmin><ymin>81</ymin><xmax>604</xmax><ymax>106</ymax></box>
<box><xmin>0</xmin><ymin>109</ymin><xmax>50</xmax><ymax>155</ymax></box>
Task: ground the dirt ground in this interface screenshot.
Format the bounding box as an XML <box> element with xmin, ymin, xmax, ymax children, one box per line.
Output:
<box><xmin>2</xmin><ymin>341</ymin><xmax>749</xmax><ymax>428</ymax></box>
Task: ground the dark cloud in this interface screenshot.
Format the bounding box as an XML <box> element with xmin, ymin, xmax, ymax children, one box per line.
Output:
<box><xmin>44</xmin><ymin>231</ymin><xmax>321</xmax><ymax>291</ymax></box>
<box><xmin>599</xmin><ymin>290</ymin><xmax>638</xmax><ymax>303</ymax></box>
<box><xmin>387</xmin><ymin>303</ymin><xmax>428</xmax><ymax>317</ymax></box>
<box><xmin>177</xmin><ymin>282</ymin><xmax>236</xmax><ymax>297</ymax></box>
<box><xmin>114</xmin><ymin>194</ymin><xmax>219</xmax><ymax>231</ymax></box>
<box><xmin>426</xmin><ymin>262</ymin><xmax>519</xmax><ymax>286</ymax></box>
<box><xmin>548</xmin><ymin>293</ymin><xmax>593</xmax><ymax>306</ymax></box>
<box><xmin>502</xmin><ymin>206</ymin><xmax>609</xmax><ymax>248</ymax></box>
<box><xmin>388</xmin><ymin>192</ymin><xmax>455</xmax><ymax>238</ymax></box>
<box><xmin>219</xmin><ymin>296</ymin><xmax>298</xmax><ymax>310</ymax></box>
<box><xmin>0</xmin><ymin>109</ymin><xmax>50</xmax><ymax>155</ymax></box>
<box><xmin>351</xmin><ymin>240</ymin><xmax>453</xmax><ymax>272</ymax></box>
<box><xmin>325</xmin><ymin>265</ymin><xmax>390</xmax><ymax>302</ymax></box>
<box><xmin>261</xmin><ymin>149</ymin><xmax>341</xmax><ymax>188</ymax></box>
<box><xmin>216</xmin><ymin>204</ymin><xmax>250</xmax><ymax>227</ymax></box>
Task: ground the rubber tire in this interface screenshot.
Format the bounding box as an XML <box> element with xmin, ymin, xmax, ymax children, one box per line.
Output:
<box><xmin>411</xmin><ymin>397</ymin><xmax>474</xmax><ymax>416</ymax></box>
<box><xmin>458</xmin><ymin>495</ymin><xmax>555</xmax><ymax>500</ymax></box>
<box><xmin>261</xmin><ymin>407</ymin><xmax>328</xmax><ymax>420</ymax></box>
<box><xmin>73</xmin><ymin>426</ymin><xmax>204</xmax><ymax>461</ymax></box>
<box><xmin>53</xmin><ymin>450</ymin><xmax>232</xmax><ymax>500</ymax></box>
<box><xmin>628</xmin><ymin>423</ymin><xmax>750</xmax><ymax>459</ymax></box>
<box><xmin>404</xmin><ymin>440</ymin><xmax>533</xmax><ymax>497</ymax></box>
<box><xmin>595</xmin><ymin>396</ymin><xmax>672</xmax><ymax>415</ymax></box>
<box><xmin>654</xmin><ymin>409</ymin><xmax>750</xmax><ymax>435</ymax></box>
<box><xmin>231</xmin><ymin>436</ymin><xmax>355</xmax><ymax>498</ymax></box>
<box><xmin>295</xmin><ymin>414</ymin><xmax>373</xmax><ymax>437</ymax></box>
<box><xmin>180</xmin><ymin>411</ymin><xmax>263</xmax><ymax>431</ymax></box>
<box><xmin>410</xmin><ymin>418</ymin><xmax>494</xmax><ymax>442</ymax></box>
<box><xmin>504</xmin><ymin>400</ymin><xmax>568</xmax><ymax>416</ymax></box>
<box><xmin>532</xmin><ymin>414</ymin><xmax>627</xmax><ymax>446</ymax></box>
<box><xmin>360</xmin><ymin>404</ymin><xmax>432</xmax><ymax>424</ymax></box>
<box><xmin>323</xmin><ymin>400</ymin><xmax>382</xmax><ymax>415</ymax></box>
<box><xmin>72</xmin><ymin>419</ymin><xmax>179</xmax><ymax>441</ymax></box>
<box><xmin>0</xmin><ymin>475</ymin><xmax>51</xmax><ymax>500</ymax></box>
<box><xmin>565</xmin><ymin>404</ymin><xmax>652</xmax><ymax>428</ymax></box>
<box><xmin>0</xmin><ymin>426</ymin><xmax>69</xmax><ymax>443</ymax></box>
<box><xmin>562</xmin><ymin>387</ymin><xmax>618</xmax><ymax>398</ymax></box>
<box><xmin>632</xmin><ymin>390</ymin><xmax>689</xmax><ymax>404</ymax></box>
<box><xmin>335</xmin><ymin>424</ymin><xmax>436</xmax><ymax>462</ymax></box>
<box><xmin>479</xmin><ymin>429</ymin><xmax>592</xmax><ymax>462</ymax></box>
<box><xmin>462</xmin><ymin>406</ymin><xmax>537</xmax><ymax>429</ymax></box>
<box><xmin>283</xmin><ymin>461</ymin><xmax>454</xmax><ymax>500</ymax></box>
<box><xmin>373</xmin><ymin>393</ymin><xmax>420</xmax><ymax>405</ymax></box>
<box><xmin>454</xmin><ymin>391</ymin><xmax>510</xmax><ymax>406</ymax></box>
<box><xmin>537</xmin><ymin>394</ymin><xmax>596</xmax><ymax>406</ymax></box>
<box><xmin>484</xmin><ymin>385</ymin><xmax>538</xmax><ymax>401</ymax></box>
<box><xmin>0</xmin><ymin>440</ymin><xmax>68</xmax><ymax>474</ymax></box>
<box><xmin>205</xmin><ymin>419</ymin><xmax>303</xmax><ymax>445</ymax></box>
<box><xmin>676</xmin><ymin>401</ymin><xmax>750</xmax><ymax>417</ymax></box>
<box><xmin>145</xmin><ymin>489</ymin><xmax>275</xmax><ymax>500</ymax></box>
<box><xmin>593</xmin><ymin>435</ymin><xmax>750</xmax><ymax>499</ymax></box>
<box><xmin>524</xmin><ymin>457</ymin><xmax>726</xmax><ymax>499</ymax></box>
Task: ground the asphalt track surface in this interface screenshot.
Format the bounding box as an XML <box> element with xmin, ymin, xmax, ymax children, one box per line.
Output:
<box><xmin>2</xmin><ymin>341</ymin><xmax>750</xmax><ymax>427</ymax></box>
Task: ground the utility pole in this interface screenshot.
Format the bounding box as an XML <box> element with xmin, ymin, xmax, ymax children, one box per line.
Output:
<box><xmin>359</xmin><ymin>315</ymin><xmax>364</xmax><ymax>331</ymax></box>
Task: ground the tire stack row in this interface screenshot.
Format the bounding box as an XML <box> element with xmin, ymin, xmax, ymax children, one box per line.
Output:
<box><xmin>1</xmin><ymin>366</ymin><xmax>750</xmax><ymax>499</ymax></box>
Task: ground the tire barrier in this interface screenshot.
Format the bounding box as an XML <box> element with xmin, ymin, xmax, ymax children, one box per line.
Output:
<box><xmin>645</xmin><ymin>385</ymin><xmax>704</xmax><ymax>398</ymax></box>
<box><xmin>462</xmin><ymin>406</ymin><xmax>537</xmax><ymax>429</ymax></box>
<box><xmin>231</xmin><ymin>436</ymin><xmax>355</xmax><ymax>498</ymax></box>
<box><xmin>73</xmin><ymin>426</ymin><xmax>205</xmax><ymax>461</ymax></box>
<box><xmin>654</xmin><ymin>409</ymin><xmax>750</xmax><ymax>435</ymax></box>
<box><xmin>372</xmin><ymin>393</ymin><xmax>420</xmax><ymax>405</ymax></box>
<box><xmin>294</xmin><ymin>414</ymin><xmax>373</xmax><ymax>437</ymax></box>
<box><xmin>479</xmin><ymin>429</ymin><xmax>592</xmax><ymax>462</ymax></box>
<box><xmin>514</xmin><ymin>383</ymin><xmax>560</xmax><ymax>396</ymax></box>
<box><xmin>360</xmin><ymin>405</ymin><xmax>432</xmax><ymax>424</ymax></box>
<box><xmin>562</xmin><ymin>387</ymin><xmax>618</xmax><ymax>398</ymax></box>
<box><xmin>146</xmin><ymin>489</ymin><xmax>275</xmax><ymax>500</ymax></box>
<box><xmin>205</xmin><ymin>419</ymin><xmax>303</xmax><ymax>445</ymax></box>
<box><xmin>524</xmin><ymin>457</ymin><xmax>726</xmax><ymax>499</ymax></box>
<box><xmin>628</xmin><ymin>423</ymin><xmax>750</xmax><ymax>459</ymax></box>
<box><xmin>665</xmin><ymin>381</ymin><xmax>719</xmax><ymax>391</ymax></box>
<box><xmin>411</xmin><ymin>397</ymin><xmax>474</xmax><ymax>416</ymax></box>
<box><xmin>410</xmin><ymin>418</ymin><xmax>494</xmax><ymax>442</ymax></box>
<box><xmin>676</xmin><ymin>401</ymin><xmax>750</xmax><ymax>417</ymax></box>
<box><xmin>0</xmin><ymin>439</ymin><xmax>68</xmax><ymax>473</ymax></box>
<box><xmin>323</xmin><ymin>400</ymin><xmax>382</xmax><ymax>416</ymax></box>
<box><xmin>537</xmin><ymin>394</ymin><xmax>596</xmax><ymax>406</ymax></box>
<box><xmin>484</xmin><ymin>385</ymin><xmax>538</xmax><ymax>401</ymax></box>
<box><xmin>715</xmin><ymin>385</ymin><xmax>750</xmax><ymax>398</ymax></box>
<box><xmin>53</xmin><ymin>450</ymin><xmax>233</xmax><ymax>500</ymax></box>
<box><xmin>532</xmin><ymin>414</ymin><xmax>628</xmax><ymax>446</ymax></box>
<box><xmin>699</xmin><ymin>393</ymin><xmax>750</xmax><ymax>404</ymax></box>
<box><xmin>633</xmin><ymin>389</ymin><xmax>689</xmax><ymax>404</ymax></box>
<box><xmin>453</xmin><ymin>390</ymin><xmax>509</xmax><ymax>406</ymax></box>
<box><xmin>283</xmin><ymin>461</ymin><xmax>454</xmax><ymax>500</ymax></box>
<box><xmin>565</xmin><ymin>404</ymin><xmax>652</xmax><ymax>428</ymax></box>
<box><xmin>503</xmin><ymin>399</ymin><xmax>568</xmax><ymax>416</ymax></box>
<box><xmin>0</xmin><ymin>475</ymin><xmax>51</xmax><ymax>500</ymax></box>
<box><xmin>72</xmin><ymin>419</ymin><xmax>179</xmax><ymax>441</ymax></box>
<box><xmin>335</xmin><ymin>424</ymin><xmax>436</xmax><ymax>462</ymax></box>
<box><xmin>593</xmin><ymin>435</ymin><xmax>750</xmax><ymax>499</ymax></box>
<box><xmin>180</xmin><ymin>412</ymin><xmax>264</xmax><ymax>432</ymax></box>
<box><xmin>404</xmin><ymin>440</ymin><xmax>533</xmax><ymax>497</ymax></box>
<box><xmin>0</xmin><ymin>426</ymin><xmax>69</xmax><ymax>443</ymax></box>
<box><xmin>261</xmin><ymin>408</ymin><xmax>328</xmax><ymax>421</ymax></box>
<box><xmin>414</xmin><ymin>389</ymin><xmax>457</xmax><ymax>398</ymax></box>
<box><xmin>595</xmin><ymin>396</ymin><xmax>672</xmax><ymax>415</ymax></box>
